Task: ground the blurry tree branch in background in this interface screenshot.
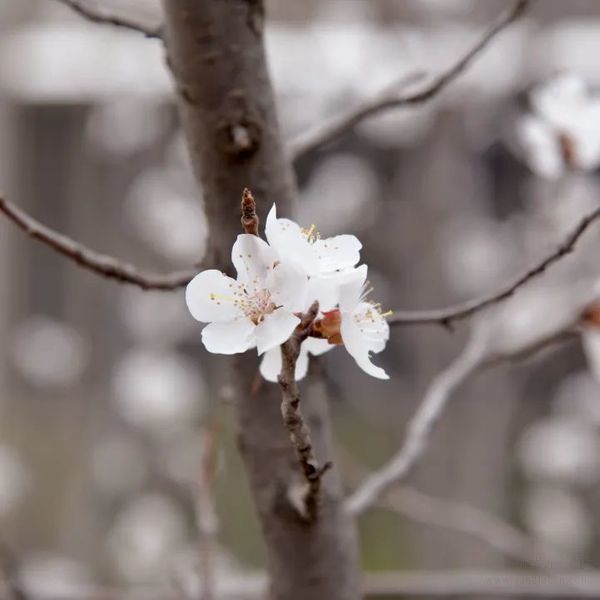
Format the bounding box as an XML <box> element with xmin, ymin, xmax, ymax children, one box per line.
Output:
<box><xmin>0</xmin><ymin>197</ymin><xmax>197</xmax><ymax>290</ymax></box>
<box><xmin>346</xmin><ymin>337</ymin><xmax>487</xmax><ymax>516</ymax></box>
<box><xmin>53</xmin><ymin>0</ymin><xmax>162</xmax><ymax>38</ymax></box>
<box><xmin>336</xmin><ymin>446</ymin><xmax>569</xmax><ymax>571</ymax></box>
<box><xmin>289</xmin><ymin>0</ymin><xmax>530</xmax><ymax>160</ymax></box>
<box><xmin>389</xmin><ymin>206</ymin><xmax>600</xmax><ymax>328</ymax></box>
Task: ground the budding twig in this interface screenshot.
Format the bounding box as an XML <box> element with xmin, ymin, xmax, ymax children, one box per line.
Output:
<box><xmin>279</xmin><ymin>301</ymin><xmax>331</xmax><ymax>522</ymax></box>
<box><xmin>241</xmin><ymin>188</ymin><xmax>260</xmax><ymax>236</ymax></box>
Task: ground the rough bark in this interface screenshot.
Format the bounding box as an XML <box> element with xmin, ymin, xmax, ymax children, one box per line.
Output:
<box><xmin>160</xmin><ymin>2</ymin><xmax>360</xmax><ymax>599</ymax></box>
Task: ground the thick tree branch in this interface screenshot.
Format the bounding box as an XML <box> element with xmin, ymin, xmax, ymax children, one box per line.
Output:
<box><xmin>389</xmin><ymin>206</ymin><xmax>600</xmax><ymax>328</ymax></box>
<box><xmin>289</xmin><ymin>0</ymin><xmax>529</xmax><ymax>159</ymax></box>
<box><xmin>279</xmin><ymin>302</ymin><xmax>331</xmax><ymax>521</ymax></box>
<box><xmin>0</xmin><ymin>197</ymin><xmax>197</xmax><ymax>290</ymax></box>
<box><xmin>52</xmin><ymin>0</ymin><xmax>162</xmax><ymax>39</ymax></box>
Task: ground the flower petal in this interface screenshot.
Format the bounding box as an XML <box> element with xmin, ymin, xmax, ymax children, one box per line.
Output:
<box><xmin>338</xmin><ymin>265</ymin><xmax>368</xmax><ymax>311</ymax></box>
<box><xmin>259</xmin><ymin>346</ymin><xmax>282</xmax><ymax>382</ymax></box>
<box><xmin>313</xmin><ymin>235</ymin><xmax>362</xmax><ymax>272</ymax></box>
<box><xmin>266</xmin><ymin>260</ymin><xmax>308</xmax><ymax>312</ymax></box>
<box><xmin>201</xmin><ymin>318</ymin><xmax>256</xmax><ymax>354</ymax></box>
<box><xmin>232</xmin><ymin>234</ymin><xmax>277</xmax><ymax>290</ymax></box>
<box><xmin>341</xmin><ymin>311</ymin><xmax>389</xmax><ymax>380</ymax></box>
<box><xmin>304</xmin><ymin>336</ymin><xmax>334</xmax><ymax>357</ymax></box>
<box><xmin>254</xmin><ymin>310</ymin><xmax>300</xmax><ymax>355</ymax></box>
<box><xmin>265</xmin><ymin>204</ymin><xmax>319</xmax><ymax>272</ymax></box>
<box><xmin>259</xmin><ymin>342</ymin><xmax>311</xmax><ymax>382</ymax></box>
<box><xmin>185</xmin><ymin>270</ymin><xmax>243</xmax><ymax>323</ymax></box>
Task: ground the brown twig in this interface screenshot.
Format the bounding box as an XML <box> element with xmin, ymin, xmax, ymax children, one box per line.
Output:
<box><xmin>0</xmin><ymin>196</ymin><xmax>197</xmax><ymax>290</ymax></box>
<box><xmin>52</xmin><ymin>0</ymin><xmax>162</xmax><ymax>39</ymax></box>
<box><xmin>241</xmin><ymin>188</ymin><xmax>260</xmax><ymax>236</ymax></box>
<box><xmin>388</xmin><ymin>206</ymin><xmax>600</xmax><ymax>328</ymax></box>
<box><xmin>289</xmin><ymin>0</ymin><xmax>529</xmax><ymax>159</ymax></box>
<box><xmin>278</xmin><ymin>301</ymin><xmax>331</xmax><ymax>522</ymax></box>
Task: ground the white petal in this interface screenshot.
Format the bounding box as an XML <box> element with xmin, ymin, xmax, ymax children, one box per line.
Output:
<box><xmin>266</xmin><ymin>260</ymin><xmax>308</xmax><ymax>312</ymax></box>
<box><xmin>313</xmin><ymin>235</ymin><xmax>362</xmax><ymax>272</ymax></box>
<box><xmin>304</xmin><ymin>336</ymin><xmax>334</xmax><ymax>356</ymax></box>
<box><xmin>185</xmin><ymin>270</ymin><xmax>243</xmax><ymax>323</ymax></box>
<box><xmin>254</xmin><ymin>310</ymin><xmax>300</xmax><ymax>355</ymax></box>
<box><xmin>341</xmin><ymin>311</ymin><xmax>389</xmax><ymax>380</ymax></box>
<box><xmin>338</xmin><ymin>265</ymin><xmax>368</xmax><ymax>311</ymax></box>
<box><xmin>232</xmin><ymin>234</ymin><xmax>277</xmax><ymax>290</ymax></box>
<box><xmin>517</xmin><ymin>116</ymin><xmax>563</xmax><ymax>179</ymax></box>
<box><xmin>265</xmin><ymin>204</ymin><xmax>319</xmax><ymax>272</ymax></box>
<box><xmin>308</xmin><ymin>269</ymin><xmax>368</xmax><ymax>311</ymax></box>
<box><xmin>259</xmin><ymin>343</ymin><xmax>311</xmax><ymax>382</ymax></box>
<box><xmin>259</xmin><ymin>347</ymin><xmax>282</xmax><ymax>382</ymax></box>
<box><xmin>201</xmin><ymin>318</ymin><xmax>256</xmax><ymax>354</ymax></box>
<box><xmin>583</xmin><ymin>328</ymin><xmax>600</xmax><ymax>383</ymax></box>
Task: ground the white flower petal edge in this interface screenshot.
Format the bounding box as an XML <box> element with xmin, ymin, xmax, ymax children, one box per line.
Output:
<box><xmin>265</xmin><ymin>204</ymin><xmax>362</xmax><ymax>277</ymax></box>
<box><xmin>259</xmin><ymin>337</ymin><xmax>334</xmax><ymax>382</ymax></box>
<box><xmin>232</xmin><ymin>234</ymin><xmax>278</xmax><ymax>290</ymax></box>
<box><xmin>186</xmin><ymin>270</ymin><xmax>244</xmax><ymax>323</ymax></box>
<box><xmin>338</xmin><ymin>266</ymin><xmax>390</xmax><ymax>380</ymax></box>
<box><xmin>255</xmin><ymin>310</ymin><xmax>300</xmax><ymax>355</ymax></box>
<box><xmin>202</xmin><ymin>318</ymin><xmax>255</xmax><ymax>354</ymax></box>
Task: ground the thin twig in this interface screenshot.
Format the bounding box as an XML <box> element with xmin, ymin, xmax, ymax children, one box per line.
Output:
<box><xmin>52</xmin><ymin>0</ymin><xmax>162</xmax><ymax>39</ymax></box>
<box><xmin>0</xmin><ymin>196</ymin><xmax>197</xmax><ymax>290</ymax></box>
<box><xmin>289</xmin><ymin>0</ymin><xmax>529</xmax><ymax>159</ymax></box>
<box><xmin>195</xmin><ymin>425</ymin><xmax>220</xmax><ymax>600</ymax></box>
<box><xmin>278</xmin><ymin>301</ymin><xmax>331</xmax><ymax>522</ymax></box>
<box><xmin>382</xmin><ymin>487</ymin><xmax>565</xmax><ymax>570</ymax></box>
<box><xmin>346</xmin><ymin>337</ymin><xmax>487</xmax><ymax>516</ymax></box>
<box><xmin>389</xmin><ymin>206</ymin><xmax>600</xmax><ymax>328</ymax></box>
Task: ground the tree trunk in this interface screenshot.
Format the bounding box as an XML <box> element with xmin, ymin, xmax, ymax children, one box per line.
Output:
<box><xmin>160</xmin><ymin>2</ymin><xmax>361</xmax><ymax>599</ymax></box>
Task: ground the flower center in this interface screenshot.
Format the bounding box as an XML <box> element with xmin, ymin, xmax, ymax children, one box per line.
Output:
<box><xmin>209</xmin><ymin>287</ymin><xmax>277</xmax><ymax>325</ymax></box>
<box><xmin>301</xmin><ymin>223</ymin><xmax>321</xmax><ymax>244</ymax></box>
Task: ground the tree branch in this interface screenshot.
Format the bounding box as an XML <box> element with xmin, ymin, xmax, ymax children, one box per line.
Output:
<box><xmin>346</xmin><ymin>338</ymin><xmax>486</xmax><ymax>516</ymax></box>
<box><xmin>363</xmin><ymin>570</ymin><xmax>600</xmax><ymax>599</ymax></box>
<box><xmin>52</xmin><ymin>0</ymin><xmax>162</xmax><ymax>39</ymax></box>
<box><xmin>289</xmin><ymin>0</ymin><xmax>529</xmax><ymax>160</ymax></box>
<box><xmin>278</xmin><ymin>302</ymin><xmax>332</xmax><ymax>522</ymax></box>
<box><xmin>389</xmin><ymin>206</ymin><xmax>600</xmax><ymax>328</ymax></box>
<box><xmin>0</xmin><ymin>196</ymin><xmax>197</xmax><ymax>290</ymax></box>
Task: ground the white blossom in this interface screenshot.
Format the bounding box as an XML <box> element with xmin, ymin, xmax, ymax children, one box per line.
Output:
<box><xmin>186</xmin><ymin>234</ymin><xmax>307</xmax><ymax>355</ymax></box>
<box><xmin>260</xmin><ymin>337</ymin><xmax>333</xmax><ymax>383</ymax></box>
<box><xmin>265</xmin><ymin>204</ymin><xmax>362</xmax><ymax>310</ymax></box>
<box><xmin>337</xmin><ymin>265</ymin><xmax>390</xmax><ymax>379</ymax></box>
<box><xmin>516</xmin><ymin>73</ymin><xmax>600</xmax><ymax>178</ymax></box>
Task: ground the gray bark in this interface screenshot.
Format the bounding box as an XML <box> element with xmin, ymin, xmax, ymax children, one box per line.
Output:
<box><xmin>160</xmin><ymin>2</ymin><xmax>361</xmax><ymax>599</ymax></box>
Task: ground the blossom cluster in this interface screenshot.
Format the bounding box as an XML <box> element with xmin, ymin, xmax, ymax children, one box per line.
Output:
<box><xmin>516</xmin><ymin>73</ymin><xmax>600</xmax><ymax>179</ymax></box>
<box><xmin>185</xmin><ymin>205</ymin><xmax>390</xmax><ymax>381</ymax></box>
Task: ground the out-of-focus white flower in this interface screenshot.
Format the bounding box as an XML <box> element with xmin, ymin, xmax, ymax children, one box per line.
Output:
<box><xmin>553</xmin><ymin>371</ymin><xmax>600</xmax><ymax>425</ymax></box>
<box><xmin>517</xmin><ymin>416</ymin><xmax>600</xmax><ymax>486</ymax></box>
<box><xmin>186</xmin><ymin>234</ymin><xmax>308</xmax><ymax>355</ymax></box>
<box><xmin>0</xmin><ymin>446</ymin><xmax>29</xmax><ymax>516</ymax></box>
<box><xmin>12</xmin><ymin>316</ymin><xmax>88</xmax><ymax>388</ymax></box>
<box><xmin>112</xmin><ymin>349</ymin><xmax>204</xmax><ymax>434</ymax></box>
<box><xmin>260</xmin><ymin>337</ymin><xmax>332</xmax><ymax>383</ymax></box>
<box><xmin>265</xmin><ymin>204</ymin><xmax>362</xmax><ymax>310</ymax></box>
<box><xmin>19</xmin><ymin>553</ymin><xmax>93</xmax><ymax>598</ymax></box>
<box><xmin>120</xmin><ymin>288</ymin><xmax>191</xmax><ymax>345</ymax></box>
<box><xmin>86</xmin><ymin>97</ymin><xmax>167</xmax><ymax>157</ymax></box>
<box><xmin>583</xmin><ymin>326</ymin><xmax>600</xmax><ymax>383</ymax></box>
<box><xmin>107</xmin><ymin>493</ymin><xmax>187</xmax><ymax>583</ymax></box>
<box><xmin>127</xmin><ymin>169</ymin><xmax>207</xmax><ymax>264</ymax></box>
<box><xmin>516</xmin><ymin>73</ymin><xmax>600</xmax><ymax>178</ymax></box>
<box><xmin>317</xmin><ymin>265</ymin><xmax>390</xmax><ymax>380</ymax></box>
<box><xmin>523</xmin><ymin>485</ymin><xmax>592</xmax><ymax>560</ymax></box>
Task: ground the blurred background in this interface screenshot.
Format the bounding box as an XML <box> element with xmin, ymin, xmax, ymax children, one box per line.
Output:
<box><xmin>1</xmin><ymin>0</ymin><xmax>600</xmax><ymax>597</ymax></box>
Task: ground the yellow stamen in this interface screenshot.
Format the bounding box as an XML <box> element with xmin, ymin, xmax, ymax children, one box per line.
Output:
<box><xmin>381</xmin><ymin>310</ymin><xmax>393</xmax><ymax>318</ymax></box>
